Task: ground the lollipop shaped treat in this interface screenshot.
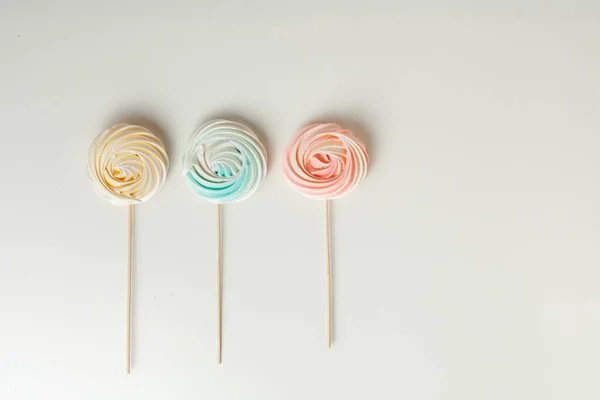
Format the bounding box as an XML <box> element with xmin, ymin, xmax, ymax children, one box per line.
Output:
<box><xmin>182</xmin><ymin>119</ymin><xmax>267</xmax><ymax>363</ymax></box>
<box><xmin>88</xmin><ymin>123</ymin><xmax>168</xmax><ymax>374</ymax></box>
<box><xmin>283</xmin><ymin>122</ymin><xmax>368</xmax><ymax>347</ymax></box>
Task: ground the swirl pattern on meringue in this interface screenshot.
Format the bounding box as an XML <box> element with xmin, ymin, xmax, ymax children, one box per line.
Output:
<box><xmin>88</xmin><ymin>123</ymin><xmax>169</xmax><ymax>205</ymax></box>
<box><xmin>182</xmin><ymin>119</ymin><xmax>267</xmax><ymax>204</ymax></box>
<box><xmin>283</xmin><ymin>123</ymin><xmax>368</xmax><ymax>199</ymax></box>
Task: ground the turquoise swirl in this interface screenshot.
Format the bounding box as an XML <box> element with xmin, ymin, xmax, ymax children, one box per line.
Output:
<box><xmin>182</xmin><ymin>119</ymin><xmax>267</xmax><ymax>204</ymax></box>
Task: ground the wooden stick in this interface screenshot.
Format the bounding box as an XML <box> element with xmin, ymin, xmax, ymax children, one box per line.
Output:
<box><xmin>325</xmin><ymin>200</ymin><xmax>332</xmax><ymax>348</ymax></box>
<box><xmin>126</xmin><ymin>204</ymin><xmax>133</xmax><ymax>374</ymax></box>
<box><xmin>217</xmin><ymin>204</ymin><xmax>222</xmax><ymax>364</ymax></box>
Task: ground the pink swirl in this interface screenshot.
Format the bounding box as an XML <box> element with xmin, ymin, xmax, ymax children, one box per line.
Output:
<box><xmin>283</xmin><ymin>123</ymin><xmax>369</xmax><ymax>199</ymax></box>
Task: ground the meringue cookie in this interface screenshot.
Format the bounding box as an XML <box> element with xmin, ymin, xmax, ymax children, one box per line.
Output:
<box><xmin>283</xmin><ymin>123</ymin><xmax>368</xmax><ymax>199</ymax></box>
<box><xmin>88</xmin><ymin>123</ymin><xmax>169</xmax><ymax>205</ymax></box>
<box><xmin>182</xmin><ymin>119</ymin><xmax>267</xmax><ymax>204</ymax></box>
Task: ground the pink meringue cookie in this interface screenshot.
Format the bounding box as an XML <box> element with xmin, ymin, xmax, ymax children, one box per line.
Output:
<box><xmin>283</xmin><ymin>123</ymin><xmax>368</xmax><ymax>199</ymax></box>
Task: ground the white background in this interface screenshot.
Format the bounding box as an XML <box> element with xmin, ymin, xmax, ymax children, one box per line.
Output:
<box><xmin>1</xmin><ymin>1</ymin><xmax>600</xmax><ymax>399</ymax></box>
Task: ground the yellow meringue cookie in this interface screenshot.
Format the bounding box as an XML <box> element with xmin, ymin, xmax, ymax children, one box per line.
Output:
<box><xmin>88</xmin><ymin>124</ymin><xmax>169</xmax><ymax>205</ymax></box>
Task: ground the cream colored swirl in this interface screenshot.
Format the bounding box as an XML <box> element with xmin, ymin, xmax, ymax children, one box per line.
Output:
<box><xmin>283</xmin><ymin>123</ymin><xmax>368</xmax><ymax>199</ymax></box>
<box><xmin>88</xmin><ymin>123</ymin><xmax>169</xmax><ymax>205</ymax></box>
